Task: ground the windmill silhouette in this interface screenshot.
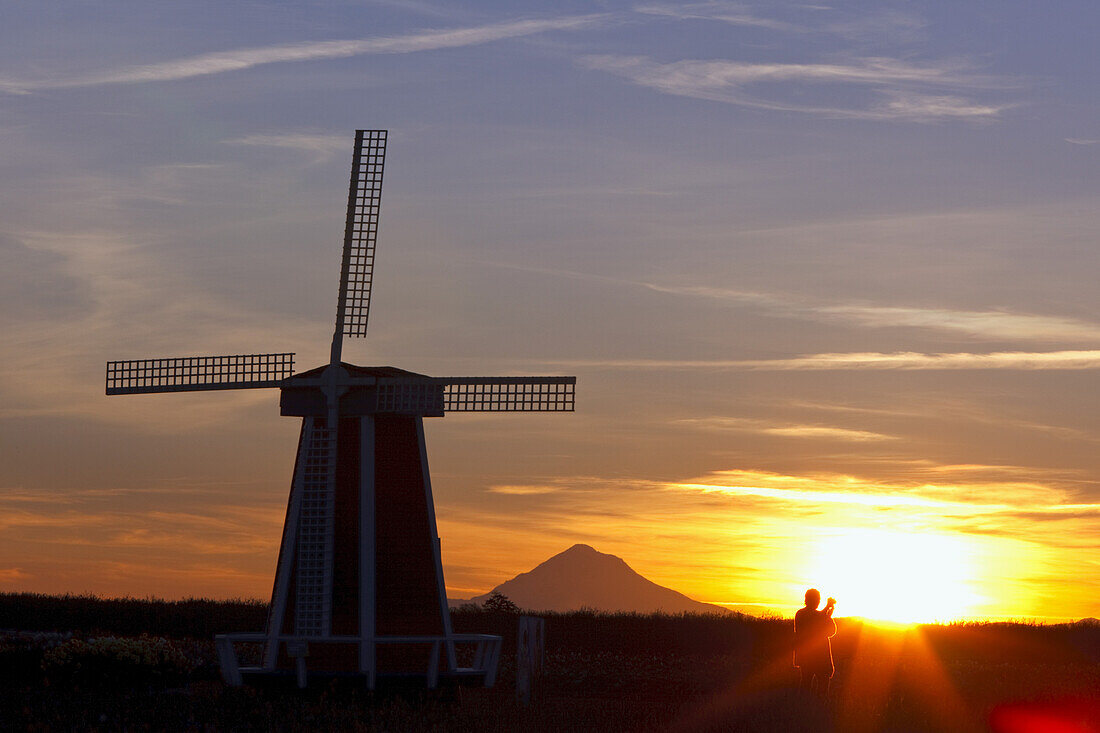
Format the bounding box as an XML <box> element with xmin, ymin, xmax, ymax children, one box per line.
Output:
<box><xmin>105</xmin><ymin>130</ymin><xmax>575</xmax><ymax>688</ymax></box>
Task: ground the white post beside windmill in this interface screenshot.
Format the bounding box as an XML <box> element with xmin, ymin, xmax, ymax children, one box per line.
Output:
<box><xmin>106</xmin><ymin>130</ymin><xmax>575</xmax><ymax>688</ymax></box>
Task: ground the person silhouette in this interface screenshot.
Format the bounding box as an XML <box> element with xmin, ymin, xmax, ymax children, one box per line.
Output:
<box><xmin>793</xmin><ymin>588</ymin><xmax>836</xmax><ymax>697</ymax></box>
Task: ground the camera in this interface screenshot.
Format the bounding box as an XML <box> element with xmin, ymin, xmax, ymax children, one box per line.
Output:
<box><xmin>826</xmin><ymin>597</ymin><xmax>836</xmax><ymax>607</ymax></box>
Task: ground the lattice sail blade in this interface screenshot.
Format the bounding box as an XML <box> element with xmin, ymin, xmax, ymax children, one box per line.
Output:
<box><xmin>105</xmin><ymin>353</ymin><xmax>295</xmax><ymax>395</ymax></box>
<box><xmin>293</xmin><ymin>416</ymin><xmax>337</xmax><ymax>636</ymax></box>
<box><xmin>440</xmin><ymin>377</ymin><xmax>576</xmax><ymax>412</ymax></box>
<box><xmin>334</xmin><ymin>129</ymin><xmax>386</xmax><ymax>339</ymax></box>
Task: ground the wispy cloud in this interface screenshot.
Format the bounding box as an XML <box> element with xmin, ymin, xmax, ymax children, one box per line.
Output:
<box><xmin>487</xmin><ymin>484</ymin><xmax>565</xmax><ymax>495</ymax></box>
<box><xmin>646</xmin><ymin>283</ymin><xmax>1100</xmax><ymax>342</ymax></box>
<box><xmin>0</xmin><ymin>502</ymin><xmax>284</xmax><ymax>554</ymax></box>
<box><xmin>1</xmin><ymin>228</ymin><xmax>318</xmax><ymax>423</ymax></box>
<box><xmin>825</xmin><ymin>9</ymin><xmax>928</xmax><ymax>44</ymax></box>
<box><xmin>762</xmin><ymin>425</ymin><xmax>894</xmax><ymax>440</ymax></box>
<box><xmin>223</xmin><ymin>133</ymin><xmax>350</xmax><ymax>163</ymax></box>
<box><xmin>676</xmin><ymin>417</ymin><xmax>896</xmax><ymax>441</ymax></box>
<box><xmin>1065</xmin><ymin>138</ymin><xmax>1099</xmax><ymax>146</ymax></box>
<box><xmin>681</xmin><ymin>479</ymin><xmax>985</xmax><ymax>511</ymax></box>
<box><xmin>673</xmin><ymin>468</ymin><xmax>1100</xmax><ymax>517</ymax></box>
<box><xmin>730</xmin><ymin>350</ymin><xmax>1100</xmax><ymax>370</ymax></box>
<box><xmin>3</xmin><ymin>16</ymin><xmax>604</xmax><ymax>92</ymax></box>
<box><xmin>541</xmin><ymin>350</ymin><xmax>1100</xmax><ymax>371</ymax></box>
<box><xmin>876</xmin><ymin>91</ymin><xmax>1006</xmax><ymax>120</ymax></box>
<box><xmin>815</xmin><ymin>304</ymin><xmax>1100</xmax><ymax>341</ymax></box>
<box><xmin>489</xmin><ymin>263</ymin><xmax>1100</xmax><ymax>344</ymax></box>
<box><xmin>788</xmin><ymin>400</ymin><xmax>1100</xmax><ymax>445</ymax></box>
<box><xmin>635</xmin><ymin>2</ymin><xmax>927</xmax><ymax>42</ymax></box>
<box><xmin>582</xmin><ymin>55</ymin><xmax>1011</xmax><ymax>121</ymax></box>
<box><xmin>0</xmin><ymin>568</ymin><xmax>29</xmax><ymax>583</ymax></box>
<box><xmin>635</xmin><ymin>2</ymin><xmax>800</xmax><ymax>32</ymax></box>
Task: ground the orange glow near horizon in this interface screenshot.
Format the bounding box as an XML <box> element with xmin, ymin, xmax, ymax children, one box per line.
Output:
<box><xmin>653</xmin><ymin>470</ymin><xmax>1078</xmax><ymax>622</ymax></box>
<box><xmin>0</xmin><ymin>465</ymin><xmax>1088</xmax><ymax>623</ymax></box>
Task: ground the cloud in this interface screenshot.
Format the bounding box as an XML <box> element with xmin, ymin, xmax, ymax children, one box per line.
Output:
<box><xmin>671</xmin><ymin>468</ymin><xmax>1100</xmax><ymax>518</ymax></box>
<box><xmin>540</xmin><ymin>350</ymin><xmax>1100</xmax><ymax>371</ymax></box>
<box><xmin>814</xmin><ymin>304</ymin><xmax>1100</xmax><ymax>342</ymax></box>
<box><xmin>467</xmin><ymin>468</ymin><xmax>1096</xmax><ymax>519</ymax></box>
<box><xmin>676</xmin><ymin>417</ymin><xmax>896</xmax><ymax>441</ymax></box>
<box><xmin>762</xmin><ymin>425</ymin><xmax>895</xmax><ymax>441</ymax></box>
<box><xmin>487</xmin><ymin>484</ymin><xmax>564</xmax><ymax>495</ymax></box>
<box><xmin>587</xmin><ymin>54</ymin><xmax>991</xmax><ymax>89</ymax></box>
<box><xmin>634</xmin><ymin>3</ymin><xmax>927</xmax><ymax>44</ymax></box>
<box><xmin>635</xmin><ymin>3</ymin><xmax>800</xmax><ymax>32</ymax></box>
<box><xmin>490</xmin><ymin>264</ymin><xmax>1100</xmax><ymax>344</ymax></box>
<box><xmin>678</xmin><ymin>479</ymin><xmax>983</xmax><ymax>511</ymax></box>
<box><xmin>222</xmin><ymin>134</ymin><xmax>350</xmax><ymax>163</ymax></box>
<box><xmin>825</xmin><ymin>9</ymin><xmax>928</xmax><ymax>44</ymax></box>
<box><xmin>877</xmin><ymin>91</ymin><xmax>1004</xmax><ymax>120</ymax></box>
<box><xmin>581</xmin><ymin>54</ymin><xmax>1011</xmax><ymax>121</ymax></box>
<box><xmin>0</xmin><ymin>233</ymin><xmax>93</xmax><ymax>321</ymax></box>
<box><xmin>4</xmin><ymin>16</ymin><xmax>604</xmax><ymax>92</ymax></box>
<box><xmin>0</xmin><ymin>224</ymin><xmax>320</xmax><ymax>423</ymax></box>
<box><xmin>729</xmin><ymin>350</ymin><xmax>1100</xmax><ymax>370</ymax></box>
<box><xmin>788</xmin><ymin>400</ymin><xmax>1100</xmax><ymax>444</ymax></box>
<box><xmin>644</xmin><ymin>283</ymin><xmax>1100</xmax><ymax>342</ymax></box>
<box><xmin>1065</xmin><ymin>138</ymin><xmax>1099</xmax><ymax>145</ymax></box>
<box><xmin>0</xmin><ymin>568</ymin><xmax>29</xmax><ymax>583</ymax></box>
<box><xmin>0</xmin><ymin>502</ymin><xmax>284</xmax><ymax>555</ymax></box>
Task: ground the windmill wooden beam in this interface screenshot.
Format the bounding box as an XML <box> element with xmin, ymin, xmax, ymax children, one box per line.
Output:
<box><xmin>105</xmin><ymin>130</ymin><xmax>575</xmax><ymax>689</ymax></box>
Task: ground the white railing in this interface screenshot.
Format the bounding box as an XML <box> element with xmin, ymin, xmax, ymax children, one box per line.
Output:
<box><xmin>215</xmin><ymin>633</ymin><xmax>501</xmax><ymax>689</ymax></box>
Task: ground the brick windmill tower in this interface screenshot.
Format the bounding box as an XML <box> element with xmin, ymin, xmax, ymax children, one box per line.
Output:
<box><xmin>105</xmin><ymin>130</ymin><xmax>575</xmax><ymax>687</ymax></box>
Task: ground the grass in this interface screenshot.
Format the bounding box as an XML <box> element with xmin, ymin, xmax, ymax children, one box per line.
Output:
<box><xmin>1</xmin><ymin>593</ymin><xmax>1098</xmax><ymax>731</ymax></box>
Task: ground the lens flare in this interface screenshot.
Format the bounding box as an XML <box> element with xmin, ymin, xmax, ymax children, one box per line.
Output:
<box><xmin>807</xmin><ymin>528</ymin><xmax>984</xmax><ymax>623</ymax></box>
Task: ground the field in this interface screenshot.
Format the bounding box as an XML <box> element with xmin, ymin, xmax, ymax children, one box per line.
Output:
<box><xmin>1</xmin><ymin>593</ymin><xmax>1099</xmax><ymax>731</ymax></box>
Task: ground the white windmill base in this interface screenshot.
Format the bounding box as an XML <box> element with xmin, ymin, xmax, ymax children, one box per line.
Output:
<box><xmin>214</xmin><ymin>632</ymin><xmax>501</xmax><ymax>689</ymax></box>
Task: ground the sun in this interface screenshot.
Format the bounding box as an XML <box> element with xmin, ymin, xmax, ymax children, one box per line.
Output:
<box><xmin>806</xmin><ymin>528</ymin><xmax>985</xmax><ymax>624</ymax></box>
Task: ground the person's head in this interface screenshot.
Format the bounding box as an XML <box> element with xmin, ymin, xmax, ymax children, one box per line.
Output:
<box><xmin>804</xmin><ymin>588</ymin><xmax>821</xmax><ymax>609</ymax></box>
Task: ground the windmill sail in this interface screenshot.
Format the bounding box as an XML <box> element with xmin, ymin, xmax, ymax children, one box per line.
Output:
<box><xmin>333</xmin><ymin>130</ymin><xmax>387</xmax><ymax>347</ymax></box>
<box><xmin>291</xmin><ymin>417</ymin><xmax>337</xmax><ymax>636</ymax></box>
<box><xmin>370</xmin><ymin>376</ymin><xmax>576</xmax><ymax>413</ymax></box>
<box><xmin>105</xmin><ymin>353</ymin><xmax>295</xmax><ymax>395</ymax></box>
<box><xmin>440</xmin><ymin>377</ymin><xmax>575</xmax><ymax>412</ymax></box>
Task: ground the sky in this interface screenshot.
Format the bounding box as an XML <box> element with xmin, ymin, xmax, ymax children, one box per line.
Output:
<box><xmin>1</xmin><ymin>0</ymin><xmax>1098</xmax><ymax>623</ymax></box>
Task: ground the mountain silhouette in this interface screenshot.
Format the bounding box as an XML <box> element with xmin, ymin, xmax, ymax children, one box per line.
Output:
<box><xmin>460</xmin><ymin>544</ymin><xmax>731</xmax><ymax>615</ymax></box>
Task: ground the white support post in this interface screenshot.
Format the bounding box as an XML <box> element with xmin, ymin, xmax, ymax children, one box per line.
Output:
<box><xmin>215</xmin><ymin>636</ymin><xmax>242</xmax><ymax>686</ymax></box>
<box><xmin>359</xmin><ymin>415</ymin><xmax>377</xmax><ymax>689</ymax></box>
<box><xmin>484</xmin><ymin>638</ymin><xmax>501</xmax><ymax>688</ymax></box>
<box><xmin>516</xmin><ymin>616</ymin><xmax>543</xmax><ymax>705</ymax></box>
<box><xmin>286</xmin><ymin>640</ymin><xmax>309</xmax><ymax>689</ymax></box>
<box><xmin>427</xmin><ymin>640</ymin><xmax>441</xmax><ymax>689</ymax></box>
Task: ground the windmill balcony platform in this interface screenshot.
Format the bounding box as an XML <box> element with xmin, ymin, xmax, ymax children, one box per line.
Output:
<box><xmin>215</xmin><ymin>632</ymin><xmax>502</xmax><ymax>690</ymax></box>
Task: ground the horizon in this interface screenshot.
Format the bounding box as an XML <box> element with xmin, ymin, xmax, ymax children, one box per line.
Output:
<box><xmin>1</xmin><ymin>586</ymin><xmax>1090</xmax><ymax>628</ymax></box>
<box><xmin>1</xmin><ymin>540</ymin><xmax>1092</xmax><ymax>627</ymax></box>
<box><xmin>2</xmin><ymin>1</ymin><xmax>1099</xmax><ymax>626</ymax></box>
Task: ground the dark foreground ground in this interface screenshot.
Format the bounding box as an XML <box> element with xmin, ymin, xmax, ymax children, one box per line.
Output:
<box><xmin>1</xmin><ymin>593</ymin><xmax>1099</xmax><ymax>731</ymax></box>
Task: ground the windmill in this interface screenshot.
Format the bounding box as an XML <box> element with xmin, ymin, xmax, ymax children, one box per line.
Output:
<box><xmin>105</xmin><ymin>130</ymin><xmax>575</xmax><ymax>688</ymax></box>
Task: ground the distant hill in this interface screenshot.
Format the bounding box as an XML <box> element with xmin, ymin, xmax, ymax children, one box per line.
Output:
<box><xmin>454</xmin><ymin>544</ymin><xmax>732</xmax><ymax>615</ymax></box>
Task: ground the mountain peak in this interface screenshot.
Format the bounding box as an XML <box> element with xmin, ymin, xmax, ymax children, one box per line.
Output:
<box><xmin>467</xmin><ymin>545</ymin><xmax>729</xmax><ymax>615</ymax></box>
